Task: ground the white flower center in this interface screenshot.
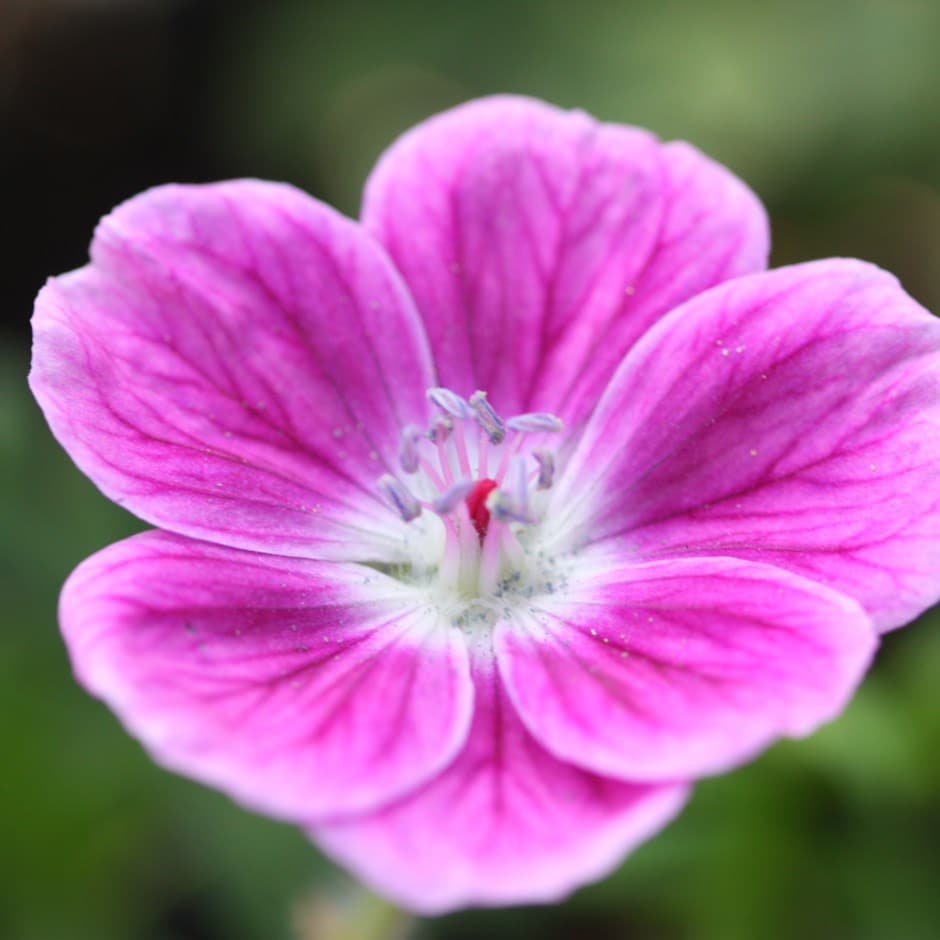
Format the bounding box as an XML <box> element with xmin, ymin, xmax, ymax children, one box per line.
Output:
<box><xmin>376</xmin><ymin>387</ymin><xmax>569</xmax><ymax>629</ymax></box>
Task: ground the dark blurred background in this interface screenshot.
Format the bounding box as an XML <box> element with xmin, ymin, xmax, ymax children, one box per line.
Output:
<box><xmin>4</xmin><ymin>1</ymin><xmax>940</xmax><ymax>938</ymax></box>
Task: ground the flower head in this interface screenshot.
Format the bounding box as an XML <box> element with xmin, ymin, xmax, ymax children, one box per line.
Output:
<box><xmin>30</xmin><ymin>96</ymin><xmax>940</xmax><ymax>913</ymax></box>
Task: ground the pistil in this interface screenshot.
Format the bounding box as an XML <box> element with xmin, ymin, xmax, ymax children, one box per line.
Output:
<box><xmin>465</xmin><ymin>479</ymin><xmax>499</xmax><ymax>541</ymax></box>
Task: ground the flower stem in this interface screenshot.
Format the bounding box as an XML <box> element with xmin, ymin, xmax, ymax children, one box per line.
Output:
<box><xmin>294</xmin><ymin>882</ymin><xmax>416</xmax><ymax>940</ymax></box>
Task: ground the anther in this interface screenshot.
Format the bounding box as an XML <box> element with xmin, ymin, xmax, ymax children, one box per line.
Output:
<box><xmin>398</xmin><ymin>424</ymin><xmax>424</xmax><ymax>474</ymax></box>
<box><xmin>428</xmin><ymin>387</ymin><xmax>471</xmax><ymax>419</ymax></box>
<box><xmin>468</xmin><ymin>390</ymin><xmax>505</xmax><ymax>444</ymax></box>
<box><xmin>377</xmin><ymin>474</ymin><xmax>422</xmax><ymax>522</ymax></box>
<box><xmin>489</xmin><ymin>456</ymin><xmax>535</xmax><ymax>524</ymax></box>
<box><xmin>489</xmin><ymin>490</ymin><xmax>535</xmax><ymax>525</ymax></box>
<box><xmin>427</xmin><ymin>414</ymin><xmax>453</xmax><ymax>444</ymax></box>
<box><xmin>505</xmin><ymin>412</ymin><xmax>564</xmax><ymax>434</ymax></box>
<box><xmin>533</xmin><ymin>449</ymin><xmax>555</xmax><ymax>489</ymax></box>
<box><xmin>432</xmin><ymin>479</ymin><xmax>473</xmax><ymax>514</ymax></box>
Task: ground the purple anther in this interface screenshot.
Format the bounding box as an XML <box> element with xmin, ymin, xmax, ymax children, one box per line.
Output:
<box><xmin>505</xmin><ymin>412</ymin><xmax>564</xmax><ymax>434</ymax></box>
<box><xmin>489</xmin><ymin>490</ymin><xmax>536</xmax><ymax>525</ymax></box>
<box><xmin>468</xmin><ymin>390</ymin><xmax>505</xmax><ymax>444</ymax></box>
<box><xmin>377</xmin><ymin>474</ymin><xmax>422</xmax><ymax>522</ymax></box>
<box><xmin>431</xmin><ymin>479</ymin><xmax>474</xmax><ymax>514</ymax></box>
<box><xmin>398</xmin><ymin>424</ymin><xmax>424</xmax><ymax>474</ymax></box>
<box><xmin>533</xmin><ymin>448</ymin><xmax>556</xmax><ymax>490</ymax></box>
<box><xmin>490</xmin><ymin>456</ymin><xmax>534</xmax><ymax>523</ymax></box>
<box><xmin>427</xmin><ymin>414</ymin><xmax>453</xmax><ymax>444</ymax></box>
<box><xmin>427</xmin><ymin>387</ymin><xmax>471</xmax><ymax>419</ymax></box>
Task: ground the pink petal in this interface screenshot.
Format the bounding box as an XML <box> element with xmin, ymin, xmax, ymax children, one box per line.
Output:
<box><xmin>61</xmin><ymin>530</ymin><xmax>472</xmax><ymax>819</ymax></box>
<box><xmin>496</xmin><ymin>557</ymin><xmax>875</xmax><ymax>782</ymax></box>
<box><xmin>30</xmin><ymin>181</ymin><xmax>435</xmax><ymax>561</ymax></box>
<box><xmin>554</xmin><ymin>259</ymin><xmax>940</xmax><ymax>631</ymax></box>
<box><xmin>314</xmin><ymin>657</ymin><xmax>687</xmax><ymax>914</ymax></box>
<box><xmin>363</xmin><ymin>95</ymin><xmax>768</xmax><ymax>426</ymax></box>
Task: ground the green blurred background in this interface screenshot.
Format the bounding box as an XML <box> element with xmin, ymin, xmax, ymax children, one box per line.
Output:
<box><xmin>4</xmin><ymin>0</ymin><xmax>940</xmax><ymax>937</ymax></box>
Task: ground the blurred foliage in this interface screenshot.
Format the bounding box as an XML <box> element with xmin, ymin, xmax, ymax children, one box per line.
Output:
<box><xmin>3</xmin><ymin>0</ymin><xmax>940</xmax><ymax>938</ymax></box>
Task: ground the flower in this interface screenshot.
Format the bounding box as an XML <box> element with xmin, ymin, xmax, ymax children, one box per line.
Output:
<box><xmin>29</xmin><ymin>95</ymin><xmax>940</xmax><ymax>914</ymax></box>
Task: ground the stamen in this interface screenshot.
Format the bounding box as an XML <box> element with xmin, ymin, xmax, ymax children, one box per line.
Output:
<box><xmin>452</xmin><ymin>414</ymin><xmax>473</xmax><ymax>477</ymax></box>
<box><xmin>533</xmin><ymin>448</ymin><xmax>555</xmax><ymax>489</ymax></box>
<box><xmin>427</xmin><ymin>414</ymin><xmax>453</xmax><ymax>444</ymax></box>
<box><xmin>489</xmin><ymin>490</ymin><xmax>534</xmax><ymax>525</ymax></box>
<box><xmin>468</xmin><ymin>390</ymin><xmax>505</xmax><ymax>444</ymax></box>
<box><xmin>507</xmin><ymin>454</ymin><xmax>531</xmax><ymax>515</ymax></box>
<box><xmin>378</xmin><ymin>387</ymin><xmax>566</xmax><ymax>604</ymax></box>
<box><xmin>398</xmin><ymin>424</ymin><xmax>424</xmax><ymax>474</ymax></box>
<box><xmin>477</xmin><ymin>422</ymin><xmax>490</xmax><ymax>479</ymax></box>
<box><xmin>432</xmin><ymin>479</ymin><xmax>474</xmax><ymax>514</ymax></box>
<box><xmin>377</xmin><ymin>474</ymin><xmax>422</xmax><ymax>521</ymax></box>
<box><xmin>489</xmin><ymin>456</ymin><xmax>535</xmax><ymax>524</ymax></box>
<box><xmin>506</xmin><ymin>412</ymin><xmax>564</xmax><ymax>434</ymax></box>
<box><xmin>428</xmin><ymin>387</ymin><xmax>471</xmax><ymax>419</ymax></box>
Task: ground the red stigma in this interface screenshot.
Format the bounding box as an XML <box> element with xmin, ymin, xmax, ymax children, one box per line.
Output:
<box><xmin>465</xmin><ymin>478</ymin><xmax>499</xmax><ymax>542</ymax></box>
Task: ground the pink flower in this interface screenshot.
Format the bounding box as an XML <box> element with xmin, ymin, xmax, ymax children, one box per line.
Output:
<box><xmin>30</xmin><ymin>96</ymin><xmax>940</xmax><ymax>913</ymax></box>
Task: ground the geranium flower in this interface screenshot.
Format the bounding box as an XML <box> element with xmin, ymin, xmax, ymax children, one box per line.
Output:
<box><xmin>30</xmin><ymin>96</ymin><xmax>940</xmax><ymax>914</ymax></box>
